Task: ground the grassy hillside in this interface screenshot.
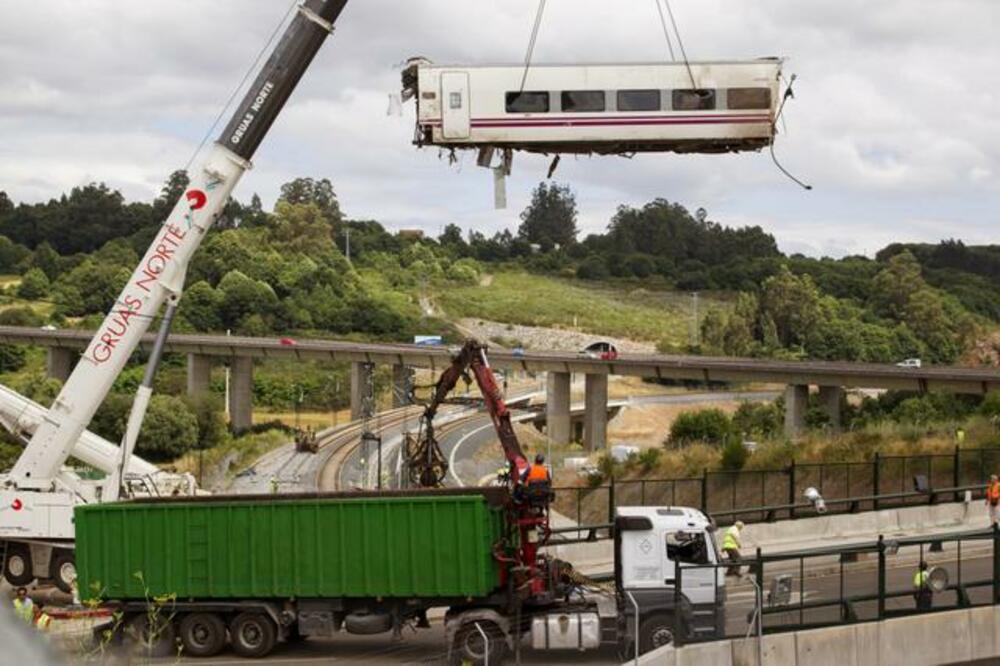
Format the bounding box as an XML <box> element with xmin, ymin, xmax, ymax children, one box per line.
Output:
<box><xmin>435</xmin><ymin>270</ymin><xmax>728</xmax><ymax>346</ymax></box>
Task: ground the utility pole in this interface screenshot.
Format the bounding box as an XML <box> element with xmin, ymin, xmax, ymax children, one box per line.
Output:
<box><xmin>345</xmin><ymin>227</ymin><xmax>351</xmax><ymax>263</ymax></box>
<box><xmin>690</xmin><ymin>292</ymin><xmax>700</xmax><ymax>347</ymax></box>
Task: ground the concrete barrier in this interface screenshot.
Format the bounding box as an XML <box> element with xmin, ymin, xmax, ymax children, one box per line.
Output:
<box><xmin>632</xmin><ymin>606</ymin><xmax>1000</xmax><ymax>666</ymax></box>
<box><xmin>738</xmin><ymin>501</ymin><xmax>974</xmax><ymax>555</ymax></box>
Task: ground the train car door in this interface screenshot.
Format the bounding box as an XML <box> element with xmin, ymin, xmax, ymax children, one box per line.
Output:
<box><xmin>441</xmin><ymin>72</ymin><xmax>471</xmax><ymax>140</ymax></box>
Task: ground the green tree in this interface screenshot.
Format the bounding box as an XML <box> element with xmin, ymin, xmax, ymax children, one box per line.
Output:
<box><xmin>217</xmin><ymin>270</ymin><xmax>278</xmax><ymax>330</ymax></box>
<box><xmin>137</xmin><ymin>395</ymin><xmax>200</xmax><ymax>460</ymax></box>
<box><xmin>269</xmin><ymin>202</ymin><xmax>335</xmax><ymax>254</ymax></box>
<box><xmin>0</xmin><ymin>236</ymin><xmax>30</xmax><ymax>273</ymax></box>
<box><xmin>17</xmin><ymin>267</ymin><xmax>50</xmax><ymax>299</ymax></box>
<box><xmin>0</xmin><ymin>344</ymin><xmax>26</xmax><ymax>372</ymax></box>
<box><xmin>181</xmin><ymin>281</ymin><xmax>223</xmax><ymax>331</ymax></box>
<box><xmin>518</xmin><ymin>182</ymin><xmax>578</xmax><ymax>250</ymax></box>
<box><xmin>28</xmin><ymin>242</ymin><xmax>62</xmax><ymax>280</ymax></box>
<box><xmin>759</xmin><ymin>266</ymin><xmax>822</xmax><ymax>348</ymax></box>
<box><xmin>278</xmin><ymin>177</ymin><xmax>342</xmax><ymax>225</ymax></box>
<box><xmin>152</xmin><ymin>169</ymin><xmax>190</xmax><ymax>222</ymax></box>
<box><xmin>870</xmin><ymin>251</ymin><xmax>924</xmax><ymax>319</ymax></box>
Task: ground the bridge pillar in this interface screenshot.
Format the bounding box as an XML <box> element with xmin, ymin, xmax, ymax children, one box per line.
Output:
<box><xmin>46</xmin><ymin>348</ymin><xmax>74</xmax><ymax>381</ymax></box>
<box><xmin>784</xmin><ymin>384</ymin><xmax>809</xmax><ymax>438</ymax></box>
<box><xmin>351</xmin><ymin>361</ymin><xmax>375</xmax><ymax>420</ymax></box>
<box><xmin>584</xmin><ymin>373</ymin><xmax>609</xmax><ymax>451</ymax></box>
<box><xmin>228</xmin><ymin>357</ymin><xmax>254</xmax><ymax>433</ymax></box>
<box><xmin>546</xmin><ymin>372</ymin><xmax>571</xmax><ymax>446</ymax></box>
<box><xmin>391</xmin><ymin>365</ymin><xmax>413</xmax><ymax>408</ymax></box>
<box><xmin>186</xmin><ymin>354</ymin><xmax>212</xmax><ymax>395</ymax></box>
<box><xmin>818</xmin><ymin>386</ymin><xmax>843</xmax><ymax>432</ymax></box>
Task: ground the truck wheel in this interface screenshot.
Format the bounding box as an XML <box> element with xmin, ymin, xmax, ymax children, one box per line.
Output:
<box><xmin>124</xmin><ymin>613</ymin><xmax>178</xmax><ymax>658</ymax></box>
<box><xmin>50</xmin><ymin>550</ymin><xmax>76</xmax><ymax>594</ymax></box>
<box><xmin>639</xmin><ymin>614</ymin><xmax>676</xmax><ymax>654</ymax></box>
<box><xmin>452</xmin><ymin>620</ymin><xmax>506</xmax><ymax>665</ymax></box>
<box><xmin>231</xmin><ymin>612</ymin><xmax>277</xmax><ymax>658</ymax></box>
<box><xmin>3</xmin><ymin>543</ymin><xmax>34</xmax><ymax>587</ymax></box>
<box><xmin>180</xmin><ymin>612</ymin><xmax>227</xmax><ymax>657</ymax></box>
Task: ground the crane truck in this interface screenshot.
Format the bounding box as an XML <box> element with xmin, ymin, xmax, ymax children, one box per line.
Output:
<box><xmin>0</xmin><ymin>0</ymin><xmax>350</xmax><ymax>593</ymax></box>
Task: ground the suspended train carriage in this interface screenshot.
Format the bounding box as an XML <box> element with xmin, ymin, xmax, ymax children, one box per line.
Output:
<box><xmin>401</xmin><ymin>57</ymin><xmax>786</xmax><ymax>201</ymax></box>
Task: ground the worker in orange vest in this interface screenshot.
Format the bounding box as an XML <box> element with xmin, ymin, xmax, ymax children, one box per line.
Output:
<box><xmin>520</xmin><ymin>453</ymin><xmax>552</xmax><ymax>506</ymax></box>
<box><xmin>523</xmin><ymin>453</ymin><xmax>551</xmax><ymax>484</ymax></box>
<box><xmin>986</xmin><ymin>474</ymin><xmax>1000</xmax><ymax>526</ymax></box>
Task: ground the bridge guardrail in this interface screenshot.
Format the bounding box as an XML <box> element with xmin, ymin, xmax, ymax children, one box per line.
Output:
<box><xmin>672</xmin><ymin>525</ymin><xmax>1000</xmax><ymax>647</ymax></box>
<box><xmin>554</xmin><ymin>445</ymin><xmax>1000</xmax><ymax>526</ymax></box>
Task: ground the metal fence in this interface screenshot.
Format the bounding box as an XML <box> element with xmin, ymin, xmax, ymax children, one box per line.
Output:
<box><xmin>673</xmin><ymin>526</ymin><xmax>1000</xmax><ymax>646</ymax></box>
<box><xmin>554</xmin><ymin>447</ymin><xmax>1000</xmax><ymax>527</ymax></box>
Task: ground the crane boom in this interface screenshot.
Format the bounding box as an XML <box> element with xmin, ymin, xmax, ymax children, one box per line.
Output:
<box><xmin>410</xmin><ymin>340</ymin><xmax>529</xmax><ymax>487</ymax></box>
<box><xmin>8</xmin><ymin>0</ymin><xmax>350</xmax><ymax>490</ymax></box>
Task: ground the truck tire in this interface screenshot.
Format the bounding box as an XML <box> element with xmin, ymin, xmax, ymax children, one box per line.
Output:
<box><xmin>180</xmin><ymin>612</ymin><xmax>227</xmax><ymax>657</ymax></box>
<box><xmin>639</xmin><ymin>614</ymin><xmax>676</xmax><ymax>654</ymax></box>
<box><xmin>50</xmin><ymin>550</ymin><xmax>76</xmax><ymax>594</ymax></box>
<box><xmin>3</xmin><ymin>543</ymin><xmax>34</xmax><ymax>587</ymax></box>
<box><xmin>230</xmin><ymin>612</ymin><xmax>277</xmax><ymax>658</ymax></box>
<box><xmin>124</xmin><ymin>613</ymin><xmax>177</xmax><ymax>658</ymax></box>
<box><xmin>452</xmin><ymin>620</ymin><xmax>506</xmax><ymax>665</ymax></box>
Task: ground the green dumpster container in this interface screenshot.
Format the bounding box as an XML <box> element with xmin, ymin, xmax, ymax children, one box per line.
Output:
<box><xmin>75</xmin><ymin>490</ymin><xmax>506</xmax><ymax>602</ymax></box>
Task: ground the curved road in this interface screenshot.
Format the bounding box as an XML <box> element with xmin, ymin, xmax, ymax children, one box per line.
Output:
<box><xmin>440</xmin><ymin>390</ymin><xmax>781</xmax><ymax>488</ymax></box>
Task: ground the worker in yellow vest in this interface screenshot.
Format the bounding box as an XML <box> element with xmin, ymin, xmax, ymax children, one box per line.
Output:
<box><xmin>32</xmin><ymin>605</ymin><xmax>52</xmax><ymax>632</ymax></box>
<box><xmin>12</xmin><ymin>587</ymin><xmax>34</xmax><ymax>624</ymax></box>
<box><xmin>723</xmin><ymin>521</ymin><xmax>745</xmax><ymax>576</ymax></box>
<box><xmin>913</xmin><ymin>561</ymin><xmax>932</xmax><ymax>611</ymax></box>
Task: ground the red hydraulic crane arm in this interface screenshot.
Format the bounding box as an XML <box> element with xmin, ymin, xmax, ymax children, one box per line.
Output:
<box><xmin>420</xmin><ymin>340</ymin><xmax>529</xmax><ymax>479</ymax></box>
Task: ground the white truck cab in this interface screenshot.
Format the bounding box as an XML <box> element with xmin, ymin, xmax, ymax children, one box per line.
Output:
<box><xmin>615</xmin><ymin>506</ymin><xmax>726</xmax><ymax>652</ymax></box>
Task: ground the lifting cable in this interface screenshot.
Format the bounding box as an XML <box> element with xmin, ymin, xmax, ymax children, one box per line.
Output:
<box><xmin>769</xmin><ymin>74</ymin><xmax>813</xmax><ymax>191</ymax></box>
<box><xmin>518</xmin><ymin>0</ymin><xmax>548</xmax><ymax>93</ymax></box>
<box><xmin>653</xmin><ymin>0</ymin><xmax>676</xmax><ymax>61</ymax></box>
<box><xmin>182</xmin><ymin>0</ymin><xmax>301</xmax><ymax>174</ymax></box>
<box><xmin>657</xmin><ymin>0</ymin><xmax>698</xmax><ymax>91</ymax></box>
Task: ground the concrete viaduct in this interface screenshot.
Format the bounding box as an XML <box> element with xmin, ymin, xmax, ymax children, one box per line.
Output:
<box><xmin>1</xmin><ymin>326</ymin><xmax>997</xmax><ymax>445</ymax></box>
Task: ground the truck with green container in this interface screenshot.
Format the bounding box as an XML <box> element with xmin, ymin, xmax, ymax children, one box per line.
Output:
<box><xmin>75</xmin><ymin>489</ymin><xmax>725</xmax><ymax>661</ymax></box>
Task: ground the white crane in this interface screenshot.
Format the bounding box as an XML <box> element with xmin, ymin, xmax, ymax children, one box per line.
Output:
<box><xmin>0</xmin><ymin>0</ymin><xmax>350</xmax><ymax>592</ymax></box>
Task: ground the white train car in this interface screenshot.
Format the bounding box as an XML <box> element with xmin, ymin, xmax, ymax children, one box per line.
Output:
<box><xmin>402</xmin><ymin>58</ymin><xmax>783</xmax><ymax>156</ymax></box>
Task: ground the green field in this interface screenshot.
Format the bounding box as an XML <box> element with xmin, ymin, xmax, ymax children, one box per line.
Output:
<box><xmin>435</xmin><ymin>271</ymin><xmax>728</xmax><ymax>346</ymax></box>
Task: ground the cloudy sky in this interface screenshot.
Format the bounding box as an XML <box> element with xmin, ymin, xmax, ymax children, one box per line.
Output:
<box><xmin>0</xmin><ymin>1</ymin><xmax>996</xmax><ymax>257</ymax></box>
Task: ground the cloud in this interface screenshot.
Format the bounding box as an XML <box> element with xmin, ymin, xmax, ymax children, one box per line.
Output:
<box><xmin>0</xmin><ymin>0</ymin><xmax>996</xmax><ymax>257</ymax></box>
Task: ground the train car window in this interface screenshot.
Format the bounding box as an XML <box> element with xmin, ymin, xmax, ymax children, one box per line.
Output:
<box><xmin>617</xmin><ymin>90</ymin><xmax>661</xmax><ymax>112</ymax></box>
<box><xmin>561</xmin><ymin>90</ymin><xmax>606</xmax><ymax>113</ymax></box>
<box><xmin>506</xmin><ymin>91</ymin><xmax>550</xmax><ymax>113</ymax></box>
<box><xmin>727</xmin><ymin>88</ymin><xmax>771</xmax><ymax>110</ymax></box>
<box><xmin>672</xmin><ymin>89</ymin><xmax>716</xmax><ymax>111</ymax></box>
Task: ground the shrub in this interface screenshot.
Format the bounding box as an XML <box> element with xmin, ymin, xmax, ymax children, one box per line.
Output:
<box><xmin>637</xmin><ymin>447</ymin><xmax>662</xmax><ymax>472</ymax></box>
<box><xmin>576</xmin><ymin>255</ymin><xmax>609</xmax><ymax>280</ymax></box>
<box><xmin>0</xmin><ymin>306</ymin><xmax>43</xmax><ymax>327</ymax></box>
<box><xmin>668</xmin><ymin>408</ymin><xmax>733</xmax><ymax>446</ymax></box>
<box><xmin>732</xmin><ymin>401</ymin><xmax>782</xmax><ymax>438</ymax></box>
<box><xmin>720</xmin><ymin>437</ymin><xmax>749</xmax><ymax>471</ymax></box>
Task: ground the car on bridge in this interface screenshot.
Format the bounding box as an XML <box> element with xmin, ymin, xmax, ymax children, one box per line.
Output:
<box><xmin>581</xmin><ymin>341</ymin><xmax>619</xmax><ymax>361</ymax></box>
